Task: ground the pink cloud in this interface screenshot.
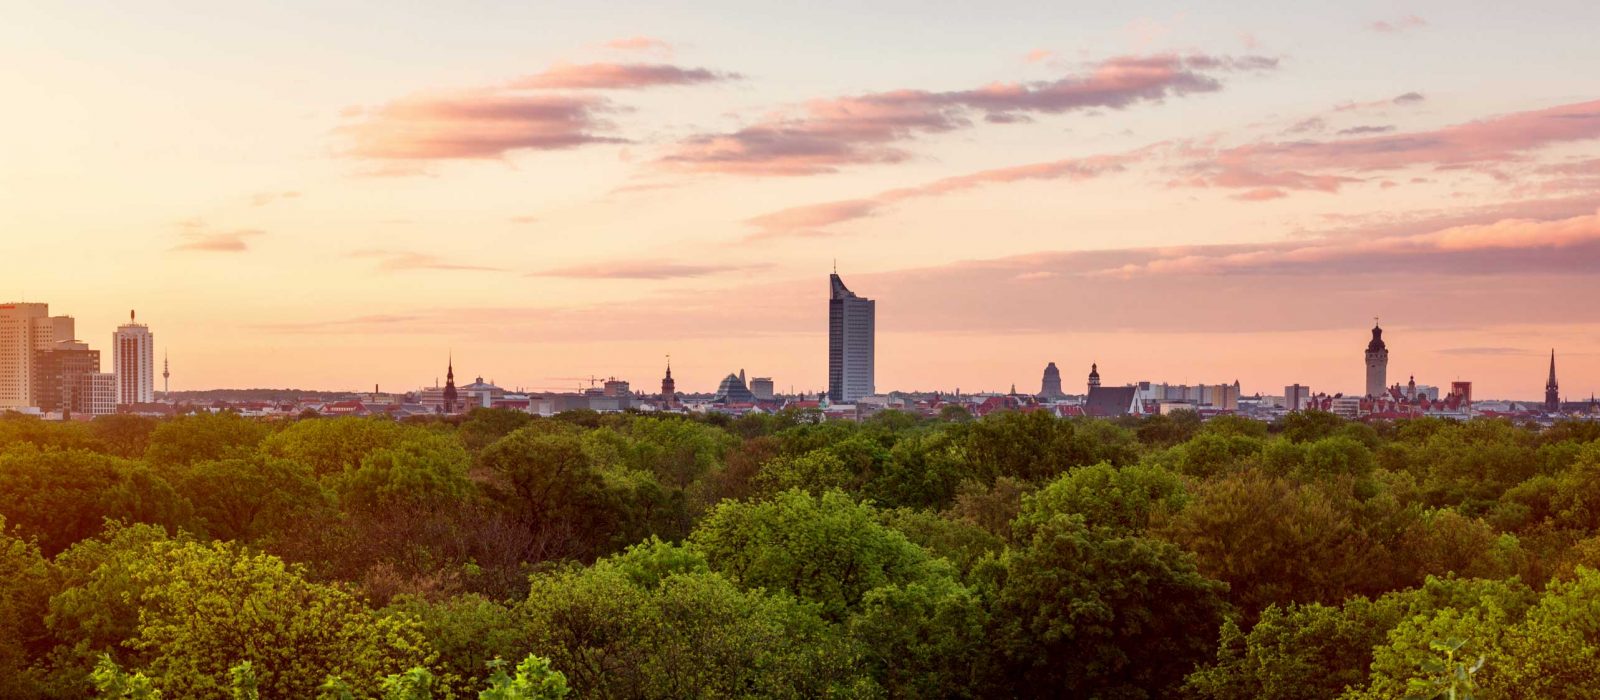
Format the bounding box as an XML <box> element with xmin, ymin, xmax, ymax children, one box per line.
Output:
<box><xmin>512</xmin><ymin>63</ymin><xmax>734</xmax><ymax>90</ymax></box>
<box><xmin>1232</xmin><ymin>187</ymin><xmax>1287</xmax><ymax>201</ymax></box>
<box><xmin>1369</xmin><ymin>15</ymin><xmax>1428</xmax><ymax>33</ymax></box>
<box><xmin>604</xmin><ymin>36</ymin><xmax>672</xmax><ymax>54</ymax></box>
<box><xmin>1023</xmin><ymin>49</ymin><xmax>1056</xmax><ymax>64</ymax></box>
<box><xmin>172</xmin><ymin>228</ymin><xmax>264</xmax><ymax>253</ymax></box>
<box><xmin>746</xmin><ymin>153</ymin><xmax>1136</xmax><ymax>239</ymax></box>
<box><xmin>663</xmin><ymin>54</ymin><xmax>1275</xmax><ymax>175</ymax></box>
<box><xmin>1183</xmin><ymin>99</ymin><xmax>1600</xmax><ymax>193</ymax></box>
<box><xmin>339</xmin><ymin>90</ymin><xmax>623</xmax><ymax>160</ymax></box>
<box><xmin>531</xmin><ymin>260</ymin><xmax>765</xmax><ymax>279</ymax></box>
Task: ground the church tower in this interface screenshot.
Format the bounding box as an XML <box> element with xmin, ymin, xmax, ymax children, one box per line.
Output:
<box><xmin>1087</xmin><ymin>363</ymin><xmax>1101</xmax><ymax>392</ymax></box>
<box><xmin>442</xmin><ymin>355</ymin><xmax>458</xmax><ymax>414</ymax></box>
<box><xmin>1365</xmin><ymin>321</ymin><xmax>1388</xmax><ymax>398</ymax></box>
<box><xmin>1547</xmin><ymin>350</ymin><xmax>1561</xmax><ymax>412</ymax></box>
<box><xmin>661</xmin><ymin>356</ymin><xmax>676</xmax><ymax>405</ymax></box>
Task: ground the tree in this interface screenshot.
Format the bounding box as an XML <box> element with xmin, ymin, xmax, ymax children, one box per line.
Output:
<box><xmin>0</xmin><ymin>445</ymin><xmax>190</xmax><ymax>555</ymax></box>
<box><xmin>122</xmin><ymin>540</ymin><xmax>435</xmax><ymax>697</ymax></box>
<box><xmin>176</xmin><ymin>456</ymin><xmax>331</xmax><ymax>542</ymax></box>
<box><xmin>334</xmin><ymin>433</ymin><xmax>474</xmax><ymax>513</ymax></box>
<box><xmin>478</xmin><ymin>427</ymin><xmax>621</xmax><ymax>561</ymax></box>
<box><xmin>518</xmin><ymin>544</ymin><xmax>867</xmax><ymax>698</ymax></box>
<box><xmin>90</xmin><ymin>415</ymin><xmax>159</xmax><ymax>459</ymax></box>
<box><xmin>865</xmin><ymin>429</ymin><xmax>971</xmax><ymax>510</ymax></box>
<box><xmin>143</xmin><ymin>413</ymin><xmax>269</xmax><ymax>470</ymax></box>
<box><xmin>978</xmin><ymin>513</ymin><xmax>1228</xmax><ymax>698</ymax></box>
<box><xmin>382</xmin><ymin>594</ymin><xmax>525</xmax><ymax>699</ymax></box>
<box><xmin>691</xmin><ymin>489</ymin><xmax>948</xmax><ymax>620</ymax></box>
<box><xmin>1017</xmin><ymin>462</ymin><xmax>1187</xmax><ymax>536</ymax></box>
<box><xmin>478</xmin><ymin>655</ymin><xmax>570</xmax><ymax>700</ymax></box>
<box><xmin>257</xmin><ymin>417</ymin><xmax>409</xmax><ymax>477</ymax></box>
<box><xmin>0</xmin><ymin>515</ymin><xmax>52</xmax><ymax>697</ymax></box>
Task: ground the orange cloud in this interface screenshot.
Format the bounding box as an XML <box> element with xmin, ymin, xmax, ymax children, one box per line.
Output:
<box><xmin>339</xmin><ymin>90</ymin><xmax>622</xmax><ymax>160</ymax></box>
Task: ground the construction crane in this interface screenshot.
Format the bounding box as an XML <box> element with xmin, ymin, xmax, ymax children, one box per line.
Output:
<box><xmin>544</xmin><ymin>375</ymin><xmax>604</xmax><ymax>392</ymax></box>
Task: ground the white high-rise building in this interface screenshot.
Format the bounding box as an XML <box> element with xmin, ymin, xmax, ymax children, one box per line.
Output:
<box><xmin>0</xmin><ymin>302</ymin><xmax>76</xmax><ymax>409</ymax></box>
<box><xmin>113</xmin><ymin>310</ymin><xmax>155</xmax><ymax>405</ymax></box>
<box><xmin>828</xmin><ymin>272</ymin><xmax>875</xmax><ymax>403</ymax></box>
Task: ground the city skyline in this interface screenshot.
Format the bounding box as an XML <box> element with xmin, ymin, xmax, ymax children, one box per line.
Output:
<box><xmin>4</xmin><ymin>2</ymin><xmax>1600</xmax><ymax>398</ymax></box>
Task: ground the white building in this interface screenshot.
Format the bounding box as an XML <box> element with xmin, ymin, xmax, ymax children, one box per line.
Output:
<box><xmin>113</xmin><ymin>311</ymin><xmax>155</xmax><ymax>405</ymax></box>
<box><xmin>0</xmin><ymin>302</ymin><xmax>75</xmax><ymax>410</ymax></box>
<box><xmin>79</xmin><ymin>372</ymin><xmax>117</xmax><ymax>417</ymax></box>
<box><xmin>828</xmin><ymin>272</ymin><xmax>875</xmax><ymax>403</ymax></box>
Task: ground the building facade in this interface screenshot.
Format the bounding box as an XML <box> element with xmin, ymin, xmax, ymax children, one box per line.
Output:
<box><xmin>750</xmin><ymin>377</ymin><xmax>775</xmax><ymax>400</ymax></box>
<box><xmin>1284</xmin><ymin>383</ymin><xmax>1312</xmax><ymax>411</ymax></box>
<box><xmin>0</xmin><ymin>303</ymin><xmax>76</xmax><ymax>409</ymax></box>
<box><xmin>1365</xmin><ymin>322</ymin><xmax>1388</xmax><ymax>398</ymax></box>
<box><xmin>113</xmin><ymin>311</ymin><xmax>155</xmax><ymax>405</ymax></box>
<box><xmin>79</xmin><ymin>372</ymin><xmax>117</xmax><ymax>417</ymax></box>
<box><xmin>35</xmin><ymin>340</ymin><xmax>100</xmax><ymax>415</ymax></box>
<box><xmin>828</xmin><ymin>272</ymin><xmax>875</xmax><ymax>403</ymax></box>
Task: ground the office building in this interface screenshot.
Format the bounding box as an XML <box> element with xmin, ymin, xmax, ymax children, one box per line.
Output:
<box><xmin>0</xmin><ymin>302</ymin><xmax>76</xmax><ymax>409</ymax></box>
<box><xmin>35</xmin><ymin>340</ymin><xmax>100</xmax><ymax>415</ymax></box>
<box><xmin>78</xmin><ymin>372</ymin><xmax>117</xmax><ymax>417</ymax></box>
<box><xmin>828</xmin><ymin>272</ymin><xmax>875</xmax><ymax>403</ymax></box>
<box><xmin>750</xmin><ymin>376</ymin><xmax>775</xmax><ymax>400</ymax></box>
<box><xmin>1284</xmin><ymin>384</ymin><xmax>1311</xmax><ymax>411</ymax></box>
<box><xmin>113</xmin><ymin>310</ymin><xmax>155</xmax><ymax>405</ymax></box>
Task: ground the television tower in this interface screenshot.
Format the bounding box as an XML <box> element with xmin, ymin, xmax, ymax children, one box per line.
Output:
<box><xmin>162</xmin><ymin>351</ymin><xmax>170</xmax><ymax>397</ymax></box>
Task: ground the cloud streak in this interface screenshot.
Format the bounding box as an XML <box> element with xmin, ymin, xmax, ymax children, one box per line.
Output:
<box><xmin>172</xmin><ymin>228</ymin><xmax>265</xmax><ymax>252</ymax></box>
<box><xmin>352</xmin><ymin>250</ymin><xmax>507</xmax><ymax>272</ymax></box>
<box><xmin>664</xmin><ymin>53</ymin><xmax>1275</xmax><ymax>175</ymax></box>
<box><xmin>746</xmin><ymin>152</ymin><xmax>1139</xmax><ymax>239</ymax></box>
<box><xmin>531</xmin><ymin>260</ymin><xmax>766</xmax><ymax>279</ymax></box>
<box><xmin>512</xmin><ymin>63</ymin><xmax>735</xmax><ymax>90</ymax></box>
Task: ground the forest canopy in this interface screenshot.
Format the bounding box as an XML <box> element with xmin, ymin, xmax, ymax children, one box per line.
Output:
<box><xmin>3</xmin><ymin>407</ymin><xmax>1600</xmax><ymax>698</ymax></box>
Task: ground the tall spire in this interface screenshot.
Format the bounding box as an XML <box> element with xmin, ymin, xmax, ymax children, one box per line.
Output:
<box><xmin>1548</xmin><ymin>349</ymin><xmax>1558</xmax><ymax>387</ymax></box>
<box><xmin>1546</xmin><ymin>349</ymin><xmax>1561</xmax><ymax>412</ymax></box>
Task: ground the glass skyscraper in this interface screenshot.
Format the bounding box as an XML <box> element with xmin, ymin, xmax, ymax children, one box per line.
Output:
<box><xmin>828</xmin><ymin>272</ymin><xmax>875</xmax><ymax>403</ymax></box>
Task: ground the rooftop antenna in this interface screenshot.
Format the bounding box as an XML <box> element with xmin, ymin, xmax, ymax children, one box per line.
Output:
<box><xmin>832</xmin><ymin>258</ymin><xmax>837</xmax><ymax>274</ymax></box>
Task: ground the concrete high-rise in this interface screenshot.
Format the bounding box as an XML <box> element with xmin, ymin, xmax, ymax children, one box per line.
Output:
<box><xmin>0</xmin><ymin>302</ymin><xmax>76</xmax><ymax>409</ymax></box>
<box><xmin>1364</xmin><ymin>321</ymin><xmax>1388</xmax><ymax>398</ymax></box>
<box><xmin>828</xmin><ymin>272</ymin><xmax>875</xmax><ymax>403</ymax></box>
<box><xmin>35</xmin><ymin>340</ymin><xmax>100</xmax><ymax>415</ymax></box>
<box><xmin>113</xmin><ymin>310</ymin><xmax>155</xmax><ymax>405</ymax></box>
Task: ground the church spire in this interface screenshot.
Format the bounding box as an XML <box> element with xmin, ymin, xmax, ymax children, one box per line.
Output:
<box><xmin>1546</xmin><ymin>349</ymin><xmax>1561</xmax><ymax>412</ymax></box>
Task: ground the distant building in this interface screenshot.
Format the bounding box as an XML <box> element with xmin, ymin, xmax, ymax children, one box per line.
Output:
<box><xmin>1330</xmin><ymin>396</ymin><xmax>1363</xmax><ymax>418</ymax></box>
<box><xmin>79</xmin><ymin>372</ymin><xmax>117</xmax><ymax>417</ymax></box>
<box><xmin>1451</xmin><ymin>381</ymin><xmax>1473</xmax><ymax>407</ymax></box>
<box><xmin>0</xmin><ymin>302</ymin><xmax>75</xmax><ymax>409</ymax></box>
<box><xmin>660</xmin><ymin>358</ymin><xmax>677</xmax><ymax>405</ymax></box>
<box><xmin>1284</xmin><ymin>384</ymin><xmax>1312</xmax><ymax>411</ymax></box>
<box><xmin>35</xmin><ymin>340</ymin><xmax>99</xmax><ymax>415</ymax></box>
<box><xmin>1083</xmin><ymin>363</ymin><xmax>1140</xmax><ymax>417</ymax></box>
<box><xmin>113</xmin><ymin>310</ymin><xmax>155</xmax><ymax>405</ymax></box>
<box><xmin>1546</xmin><ymin>350</ymin><xmax>1561</xmax><ymax>412</ymax></box>
<box><xmin>461</xmin><ymin>376</ymin><xmax>507</xmax><ymax>408</ymax></box>
<box><xmin>601</xmin><ymin>377</ymin><xmax>630</xmax><ymax>398</ymax></box>
<box><xmin>750</xmin><ymin>377</ymin><xmax>775</xmax><ymax>400</ymax></box>
<box><xmin>714</xmin><ymin>371</ymin><xmax>756</xmax><ymax>404</ymax></box>
<box><xmin>1039</xmin><ymin>362</ymin><xmax>1065</xmax><ymax>400</ymax></box>
<box><xmin>1365</xmin><ymin>321</ymin><xmax>1388</xmax><ymax>398</ymax></box>
<box><xmin>828</xmin><ymin>271</ymin><xmax>875</xmax><ymax>403</ymax></box>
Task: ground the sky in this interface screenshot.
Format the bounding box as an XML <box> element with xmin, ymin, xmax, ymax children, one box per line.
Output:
<box><xmin>3</xmin><ymin>0</ymin><xmax>1599</xmax><ymax>400</ymax></box>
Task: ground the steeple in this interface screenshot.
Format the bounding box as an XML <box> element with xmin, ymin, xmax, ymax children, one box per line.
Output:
<box><xmin>1546</xmin><ymin>349</ymin><xmax>1561</xmax><ymax>412</ymax></box>
<box><xmin>1088</xmin><ymin>363</ymin><xmax>1101</xmax><ymax>391</ymax></box>
<box><xmin>442</xmin><ymin>353</ymin><xmax>458</xmax><ymax>414</ymax></box>
<box><xmin>661</xmin><ymin>354</ymin><xmax>677</xmax><ymax>405</ymax></box>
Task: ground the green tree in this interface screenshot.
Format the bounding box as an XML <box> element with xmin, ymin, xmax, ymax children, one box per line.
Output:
<box><xmin>0</xmin><ymin>445</ymin><xmax>190</xmax><ymax>555</ymax></box>
<box><xmin>177</xmin><ymin>456</ymin><xmax>331</xmax><ymax>542</ymax></box>
<box><xmin>478</xmin><ymin>427</ymin><xmax>621</xmax><ymax>560</ymax></box>
<box><xmin>1016</xmin><ymin>462</ymin><xmax>1187</xmax><ymax>535</ymax></box>
<box><xmin>0</xmin><ymin>515</ymin><xmax>52</xmax><ymax>697</ymax></box>
<box><xmin>143</xmin><ymin>412</ymin><xmax>269</xmax><ymax>470</ymax></box>
<box><xmin>978</xmin><ymin>513</ymin><xmax>1228</xmax><ymax>698</ymax></box>
<box><xmin>123</xmin><ymin>540</ymin><xmax>435</xmax><ymax>697</ymax></box>
<box><xmin>691</xmin><ymin>489</ymin><xmax>948</xmax><ymax>620</ymax></box>
<box><xmin>478</xmin><ymin>655</ymin><xmax>570</xmax><ymax>700</ymax></box>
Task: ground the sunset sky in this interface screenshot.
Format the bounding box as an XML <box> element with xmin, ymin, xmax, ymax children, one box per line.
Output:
<box><xmin>4</xmin><ymin>1</ymin><xmax>1599</xmax><ymax>400</ymax></box>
